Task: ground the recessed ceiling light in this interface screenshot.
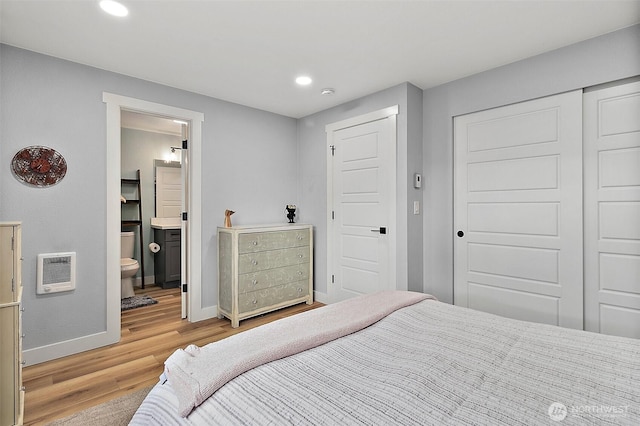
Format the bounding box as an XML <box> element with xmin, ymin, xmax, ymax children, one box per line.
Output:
<box><xmin>295</xmin><ymin>76</ymin><xmax>312</xmax><ymax>86</ymax></box>
<box><xmin>100</xmin><ymin>0</ymin><xmax>129</xmax><ymax>17</ymax></box>
<box><xmin>321</xmin><ymin>88</ymin><xmax>335</xmax><ymax>95</ymax></box>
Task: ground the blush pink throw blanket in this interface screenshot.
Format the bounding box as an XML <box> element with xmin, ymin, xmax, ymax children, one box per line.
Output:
<box><xmin>164</xmin><ymin>290</ymin><xmax>435</xmax><ymax>417</ymax></box>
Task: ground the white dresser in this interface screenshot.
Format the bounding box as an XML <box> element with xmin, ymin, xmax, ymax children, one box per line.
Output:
<box><xmin>218</xmin><ymin>224</ymin><xmax>313</xmax><ymax>328</ymax></box>
<box><xmin>0</xmin><ymin>222</ymin><xmax>23</xmax><ymax>426</ymax></box>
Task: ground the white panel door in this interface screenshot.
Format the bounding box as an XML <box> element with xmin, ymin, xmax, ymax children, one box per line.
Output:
<box><xmin>454</xmin><ymin>91</ymin><xmax>583</xmax><ymax>329</ymax></box>
<box><xmin>584</xmin><ymin>81</ymin><xmax>640</xmax><ymax>338</ymax></box>
<box><xmin>155</xmin><ymin>166</ymin><xmax>182</xmax><ymax>217</ymax></box>
<box><xmin>328</xmin><ymin>109</ymin><xmax>396</xmax><ymax>303</ymax></box>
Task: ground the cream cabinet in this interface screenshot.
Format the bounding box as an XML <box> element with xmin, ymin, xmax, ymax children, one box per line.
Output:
<box><xmin>0</xmin><ymin>222</ymin><xmax>23</xmax><ymax>426</ymax></box>
<box><xmin>218</xmin><ymin>224</ymin><xmax>313</xmax><ymax>328</ymax></box>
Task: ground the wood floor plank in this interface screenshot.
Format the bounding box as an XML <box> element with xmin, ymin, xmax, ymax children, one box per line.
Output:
<box><xmin>22</xmin><ymin>285</ymin><xmax>323</xmax><ymax>425</ymax></box>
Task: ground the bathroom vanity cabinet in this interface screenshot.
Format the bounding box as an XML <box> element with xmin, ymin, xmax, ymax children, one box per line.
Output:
<box><xmin>154</xmin><ymin>228</ymin><xmax>181</xmax><ymax>289</ymax></box>
<box><xmin>218</xmin><ymin>224</ymin><xmax>313</xmax><ymax>328</ymax></box>
<box><xmin>0</xmin><ymin>222</ymin><xmax>23</xmax><ymax>426</ymax></box>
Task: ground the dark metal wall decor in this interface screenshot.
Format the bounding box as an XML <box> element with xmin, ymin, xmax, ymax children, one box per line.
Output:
<box><xmin>11</xmin><ymin>146</ymin><xmax>67</xmax><ymax>187</ymax></box>
<box><xmin>286</xmin><ymin>204</ymin><xmax>296</xmax><ymax>223</ymax></box>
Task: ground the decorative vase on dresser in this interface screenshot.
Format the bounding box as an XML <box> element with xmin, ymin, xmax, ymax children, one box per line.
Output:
<box><xmin>218</xmin><ymin>224</ymin><xmax>313</xmax><ymax>328</ymax></box>
<box><xmin>0</xmin><ymin>222</ymin><xmax>23</xmax><ymax>426</ymax></box>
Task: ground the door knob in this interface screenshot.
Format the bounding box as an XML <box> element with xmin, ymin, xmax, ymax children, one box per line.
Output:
<box><xmin>457</xmin><ymin>231</ymin><xmax>464</xmax><ymax>238</ymax></box>
<box><xmin>371</xmin><ymin>227</ymin><xmax>387</xmax><ymax>235</ymax></box>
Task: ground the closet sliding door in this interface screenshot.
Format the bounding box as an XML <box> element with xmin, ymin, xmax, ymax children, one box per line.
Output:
<box><xmin>584</xmin><ymin>81</ymin><xmax>640</xmax><ymax>339</ymax></box>
<box><xmin>454</xmin><ymin>91</ymin><xmax>583</xmax><ymax>329</ymax></box>
<box><xmin>455</xmin><ymin>82</ymin><xmax>640</xmax><ymax>337</ymax></box>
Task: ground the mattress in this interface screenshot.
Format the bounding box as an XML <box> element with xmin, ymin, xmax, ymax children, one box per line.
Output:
<box><xmin>131</xmin><ymin>294</ymin><xmax>640</xmax><ymax>425</ymax></box>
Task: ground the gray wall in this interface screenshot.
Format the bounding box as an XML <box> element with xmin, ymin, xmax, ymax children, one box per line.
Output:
<box><xmin>423</xmin><ymin>24</ymin><xmax>640</xmax><ymax>303</ymax></box>
<box><xmin>202</xmin><ymin>100</ymin><xmax>298</xmax><ymax>306</ymax></box>
<box><xmin>406</xmin><ymin>84</ymin><xmax>424</xmax><ymax>292</ymax></box>
<box><xmin>0</xmin><ymin>44</ymin><xmax>297</xmax><ymax>350</ymax></box>
<box><xmin>296</xmin><ymin>82</ymin><xmax>424</xmax><ymax>297</ymax></box>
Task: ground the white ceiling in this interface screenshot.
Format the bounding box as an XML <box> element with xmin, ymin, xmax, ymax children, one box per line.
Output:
<box><xmin>1</xmin><ymin>0</ymin><xmax>639</xmax><ymax>118</ymax></box>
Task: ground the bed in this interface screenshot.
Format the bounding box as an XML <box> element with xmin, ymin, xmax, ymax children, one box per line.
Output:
<box><xmin>130</xmin><ymin>291</ymin><xmax>640</xmax><ymax>425</ymax></box>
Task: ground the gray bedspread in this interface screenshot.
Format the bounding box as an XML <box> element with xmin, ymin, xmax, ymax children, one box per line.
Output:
<box><xmin>130</xmin><ymin>299</ymin><xmax>640</xmax><ymax>425</ymax></box>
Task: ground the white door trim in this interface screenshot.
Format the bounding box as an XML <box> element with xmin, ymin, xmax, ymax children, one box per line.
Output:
<box><xmin>326</xmin><ymin>105</ymin><xmax>399</xmax><ymax>133</ymax></box>
<box><xmin>179</xmin><ymin>124</ymin><xmax>189</xmax><ymax>319</ymax></box>
<box><xmin>326</xmin><ymin>105</ymin><xmax>399</xmax><ymax>303</ymax></box>
<box><xmin>103</xmin><ymin>93</ymin><xmax>206</xmax><ymax>336</ymax></box>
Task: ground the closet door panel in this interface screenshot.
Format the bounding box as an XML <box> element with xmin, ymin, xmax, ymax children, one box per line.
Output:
<box><xmin>584</xmin><ymin>81</ymin><xmax>640</xmax><ymax>339</ymax></box>
<box><xmin>454</xmin><ymin>90</ymin><xmax>583</xmax><ymax>329</ymax></box>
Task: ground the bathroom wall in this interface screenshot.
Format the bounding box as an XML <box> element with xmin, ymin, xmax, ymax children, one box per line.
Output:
<box><xmin>0</xmin><ymin>44</ymin><xmax>297</xmax><ymax>359</ymax></box>
<box><xmin>121</xmin><ymin>127</ymin><xmax>182</xmax><ymax>284</ymax></box>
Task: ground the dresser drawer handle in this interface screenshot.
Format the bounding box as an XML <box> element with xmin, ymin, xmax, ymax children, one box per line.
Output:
<box><xmin>21</xmin><ymin>360</ymin><xmax>26</xmax><ymax>365</ymax></box>
<box><xmin>252</xmin><ymin>299</ymin><xmax>258</xmax><ymax>305</ymax></box>
<box><xmin>297</xmin><ymin>271</ymin><xmax>303</xmax><ymax>275</ymax></box>
<box><xmin>252</xmin><ymin>241</ymin><xmax>258</xmax><ymax>246</ymax></box>
<box><xmin>251</xmin><ymin>259</ymin><xmax>258</xmax><ymax>265</ymax></box>
<box><xmin>251</xmin><ymin>279</ymin><xmax>258</xmax><ymax>286</ymax></box>
<box><xmin>297</xmin><ymin>287</ymin><xmax>302</xmax><ymax>293</ymax></box>
<box><xmin>298</xmin><ymin>254</ymin><xmax>303</xmax><ymax>258</ymax></box>
<box><xmin>22</xmin><ymin>333</ymin><xmax>26</xmax><ymax>338</ymax></box>
<box><xmin>296</xmin><ymin>235</ymin><xmax>303</xmax><ymax>240</ymax></box>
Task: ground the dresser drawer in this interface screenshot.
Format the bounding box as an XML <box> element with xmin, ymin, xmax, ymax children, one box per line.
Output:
<box><xmin>239</xmin><ymin>263</ymin><xmax>310</xmax><ymax>293</ymax></box>
<box><xmin>238</xmin><ymin>229</ymin><xmax>310</xmax><ymax>253</ymax></box>
<box><xmin>238</xmin><ymin>280</ymin><xmax>310</xmax><ymax>314</ymax></box>
<box><xmin>239</xmin><ymin>246</ymin><xmax>309</xmax><ymax>273</ymax></box>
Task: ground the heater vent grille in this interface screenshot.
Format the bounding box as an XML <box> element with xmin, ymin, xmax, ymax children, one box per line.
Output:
<box><xmin>37</xmin><ymin>252</ymin><xmax>76</xmax><ymax>294</ymax></box>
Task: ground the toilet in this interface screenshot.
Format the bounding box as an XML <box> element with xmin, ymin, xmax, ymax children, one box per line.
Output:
<box><xmin>120</xmin><ymin>231</ymin><xmax>139</xmax><ymax>299</ymax></box>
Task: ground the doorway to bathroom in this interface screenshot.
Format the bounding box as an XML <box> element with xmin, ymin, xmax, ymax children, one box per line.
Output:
<box><xmin>104</xmin><ymin>92</ymin><xmax>205</xmax><ymax>348</ymax></box>
<box><xmin>120</xmin><ymin>110</ymin><xmax>185</xmax><ymax>317</ymax></box>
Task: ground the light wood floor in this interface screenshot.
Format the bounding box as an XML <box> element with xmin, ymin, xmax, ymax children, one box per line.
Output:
<box><xmin>22</xmin><ymin>285</ymin><xmax>323</xmax><ymax>425</ymax></box>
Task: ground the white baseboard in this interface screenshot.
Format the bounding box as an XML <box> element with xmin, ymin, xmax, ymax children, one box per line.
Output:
<box><xmin>23</xmin><ymin>303</ymin><xmax>216</xmax><ymax>365</ymax></box>
<box><xmin>23</xmin><ymin>329</ymin><xmax>119</xmax><ymax>366</ymax></box>
<box><xmin>314</xmin><ymin>290</ymin><xmax>329</xmax><ymax>304</ymax></box>
<box><xmin>190</xmin><ymin>304</ymin><xmax>217</xmax><ymax>323</ymax></box>
<box><xmin>135</xmin><ymin>275</ymin><xmax>155</xmax><ymax>287</ymax></box>
<box><xmin>24</xmin><ymin>298</ymin><xmax>310</xmax><ymax>365</ymax></box>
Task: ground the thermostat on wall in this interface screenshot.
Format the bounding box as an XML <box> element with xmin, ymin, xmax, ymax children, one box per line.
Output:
<box><xmin>414</xmin><ymin>173</ymin><xmax>422</xmax><ymax>188</ymax></box>
<box><xmin>37</xmin><ymin>252</ymin><xmax>76</xmax><ymax>294</ymax></box>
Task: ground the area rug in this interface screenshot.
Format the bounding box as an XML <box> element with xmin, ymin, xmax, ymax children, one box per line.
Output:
<box><xmin>121</xmin><ymin>295</ymin><xmax>158</xmax><ymax>311</ymax></box>
<box><xmin>45</xmin><ymin>386</ymin><xmax>153</xmax><ymax>425</ymax></box>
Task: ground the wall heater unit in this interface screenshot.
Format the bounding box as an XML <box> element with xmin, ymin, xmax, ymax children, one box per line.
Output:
<box><xmin>37</xmin><ymin>252</ymin><xmax>76</xmax><ymax>294</ymax></box>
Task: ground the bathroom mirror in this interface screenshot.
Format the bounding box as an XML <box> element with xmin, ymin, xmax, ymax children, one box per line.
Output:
<box><xmin>154</xmin><ymin>159</ymin><xmax>182</xmax><ymax>218</ymax></box>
